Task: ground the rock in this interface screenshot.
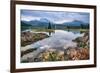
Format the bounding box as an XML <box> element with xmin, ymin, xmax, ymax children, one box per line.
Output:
<box><xmin>73</xmin><ymin>31</ymin><xmax>89</xmax><ymax>48</ymax></box>
<box><xmin>21</xmin><ymin>31</ymin><xmax>49</xmax><ymax>46</ymax></box>
<box><xmin>73</xmin><ymin>31</ymin><xmax>89</xmax><ymax>42</ymax></box>
<box><xmin>64</xmin><ymin>31</ymin><xmax>89</xmax><ymax>60</ymax></box>
<box><xmin>34</xmin><ymin>58</ymin><xmax>42</xmax><ymax>62</ymax></box>
<box><xmin>21</xmin><ymin>48</ymin><xmax>37</xmax><ymax>57</ymax></box>
<box><xmin>64</xmin><ymin>47</ymin><xmax>89</xmax><ymax>60</ymax></box>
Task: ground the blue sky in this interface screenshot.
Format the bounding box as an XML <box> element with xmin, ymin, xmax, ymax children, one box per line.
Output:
<box><xmin>21</xmin><ymin>10</ymin><xmax>90</xmax><ymax>24</ymax></box>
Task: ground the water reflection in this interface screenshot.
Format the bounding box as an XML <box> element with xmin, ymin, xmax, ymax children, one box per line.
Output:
<box><xmin>22</xmin><ymin>30</ymin><xmax>84</xmax><ymax>50</ymax></box>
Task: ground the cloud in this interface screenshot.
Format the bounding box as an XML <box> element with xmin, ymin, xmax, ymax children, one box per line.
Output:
<box><xmin>21</xmin><ymin>10</ymin><xmax>90</xmax><ymax>23</ymax></box>
<box><xmin>54</xmin><ymin>19</ymin><xmax>74</xmax><ymax>24</ymax></box>
<box><xmin>21</xmin><ymin>15</ymin><xmax>41</xmax><ymax>21</ymax></box>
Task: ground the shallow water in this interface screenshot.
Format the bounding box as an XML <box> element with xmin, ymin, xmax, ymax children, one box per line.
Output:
<box><xmin>21</xmin><ymin>30</ymin><xmax>84</xmax><ymax>51</ymax></box>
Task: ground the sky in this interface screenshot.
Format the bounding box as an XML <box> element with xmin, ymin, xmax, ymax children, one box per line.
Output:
<box><xmin>21</xmin><ymin>10</ymin><xmax>90</xmax><ymax>24</ymax></box>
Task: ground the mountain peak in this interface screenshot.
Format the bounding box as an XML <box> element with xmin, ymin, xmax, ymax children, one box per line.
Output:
<box><xmin>39</xmin><ymin>18</ymin><xmax>50</xmax><ymax>23</ymax></box>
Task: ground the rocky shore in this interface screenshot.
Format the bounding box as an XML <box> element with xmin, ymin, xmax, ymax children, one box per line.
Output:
<box><xmin>64</xmin><ymin>31</ymin><xmax>89</xmax><ymax>60</ymax></box>
<box><xmin>21</xmin><ymin>31</ymin><xmax>49</xmax><ymax>46</ymax></box>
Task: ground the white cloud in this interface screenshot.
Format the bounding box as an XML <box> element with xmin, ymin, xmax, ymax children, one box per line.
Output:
<box><xmin>54</xmin><ymin>19</ymin><xmax>74</xmax><ymax>24</ymax></box>
<box><xmin>21</xmin><ymin>15</ymin><xmax>41</xmax><ymax>21</ymax></box>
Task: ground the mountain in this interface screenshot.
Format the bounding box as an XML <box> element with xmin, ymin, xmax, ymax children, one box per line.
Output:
<box><xmin>21</xmin><ymin>19</ymin><xmax>89</xmax><ymax>30</ymax></box>
<box><xmin>21</xmin><ymin>21</ymin><xmax>32</xmax><ymax>26</ymax></box>
<box><xmin>39</xmin><ymin>18</ymin><xmax>50</xmax><ymax>23</ymax></box>
<box><xmin>21</xmin><ymin>21</ymin><xmax>32</xmax><ymax>31</ymax></box>
<box><xmin>63</xmin><ymin>20</ymin><xmax>85</xmax><ymax>26</ymax></box>
<box><xmin>28</xmin><ymin>18</ymin><xmax>51</xmax><ymax>28</ymax></box>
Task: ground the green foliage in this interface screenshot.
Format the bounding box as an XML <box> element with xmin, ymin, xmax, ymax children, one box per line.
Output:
<box><xmin>47</xmin><ymin>52</ymin><xmax>58</xmax><ymax>61</ymax></box>
<box><xmin>48</xmin><ymin>22</ymin><xmax>52</xmax><ymax>29</ymax></box>
<box><xmin>41</xmin><ymin>51</ymin><xmax>64</xmax><ymax>61</ymax></box>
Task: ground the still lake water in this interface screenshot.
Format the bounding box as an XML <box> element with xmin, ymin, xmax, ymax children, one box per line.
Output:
<box><xmin>21</xmin><ymin>30</ymin><xmax>84</xmax><ymax>51</ymax></box>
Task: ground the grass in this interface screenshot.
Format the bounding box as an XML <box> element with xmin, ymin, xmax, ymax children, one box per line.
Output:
<box><xmin>65</xmin><ymin>28</ymin><xmax>89</xmax><ymax>31</ymax></box>
<box><xmin>31</xmin><ymin>28</ymin><xmax>89</xmax><ymax>32</ymax></box>
<box><xmin>32</xmin><ymin>28</ymin><xmax>55</xmax><ymax>32</ymax></box>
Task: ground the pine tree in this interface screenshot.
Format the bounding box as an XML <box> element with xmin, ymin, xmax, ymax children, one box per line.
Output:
<box><xmin>48</xmin><ymin>22</ymin><xmax>51</xmax><ymax>29</ymax></box>
<box><xmin>48</xmin><ymin>22</ymin><xmax>52</xmax><ymax>36</ymax></box>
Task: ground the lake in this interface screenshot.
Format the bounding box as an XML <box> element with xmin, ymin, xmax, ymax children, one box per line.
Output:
<box><xmin>21</xmin><ymin>29</ymin><xmax>84</xmax><ymax>51</ymax></box>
